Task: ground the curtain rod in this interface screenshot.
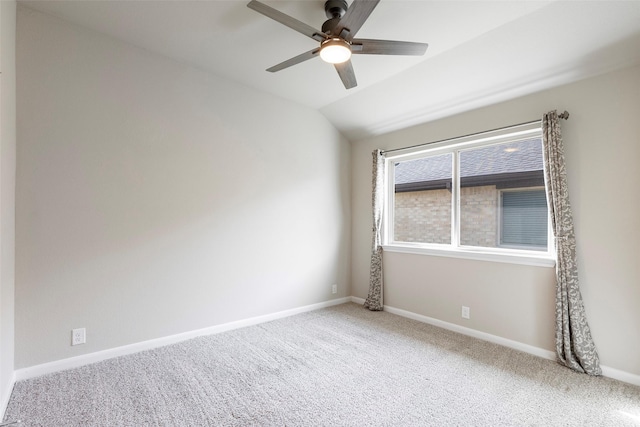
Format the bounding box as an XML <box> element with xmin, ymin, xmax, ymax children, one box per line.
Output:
<box><xmin>380</xmin><ymin>110</ymin><xmax>569</xmax><ymax>155</ymax></box>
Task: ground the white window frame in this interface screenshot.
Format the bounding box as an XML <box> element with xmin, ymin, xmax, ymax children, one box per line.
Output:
<box><xmin>382</xmin><ymin>123</ymin><xmax>556</xmax><ymax>267</ymax></box>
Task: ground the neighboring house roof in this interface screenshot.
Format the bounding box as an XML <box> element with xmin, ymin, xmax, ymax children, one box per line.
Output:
<box><xmin>395</xmin><ymin>138</ymin><xmax>545</xmax><ymax>192</ymax></box>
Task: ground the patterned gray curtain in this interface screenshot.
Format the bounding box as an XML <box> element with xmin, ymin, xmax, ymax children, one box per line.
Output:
<box><xmin>542</xmin><ymin>111</ymin><xmax>601</xmax><ymax>375</ymax></box>
<box><xmin>364</xmin><ymin>149</ymin><xmax>385</xmax><ymax>311</ymax></box>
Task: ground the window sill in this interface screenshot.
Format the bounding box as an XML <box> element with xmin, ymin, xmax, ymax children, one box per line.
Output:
<box><xmin>382</xmin><ymin>244</ymin><xmax>556</xmax><ymax>267</ymax></box>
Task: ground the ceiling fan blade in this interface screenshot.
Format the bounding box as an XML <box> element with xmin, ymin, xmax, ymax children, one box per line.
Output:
<box><xmin>332</xmin><ymin>0</ymin><xmax>380</xmax><ymax>41</ymax></box>
<box><xmin>334</xmin><ymin>60</ymin><xmax>357</xmax><ymax>89</ymax></box>
<box><xmin>267</xmin><ymin>48</ymin><xmax>320</xmax><ymax>72</ymax></box>
<box><xmin>351</xmin><ymin>39</ymin><xmax>428</xmax><ymax>56</ymax></box>
<box><xmin>247</xmin><ymin>0</ymin><xmax>326</xmax><ymax>42</ymax></box>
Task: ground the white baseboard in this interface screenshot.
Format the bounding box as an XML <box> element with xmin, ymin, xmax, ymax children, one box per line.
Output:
<box><xmin>601</xmin><ymin>365</ymin><xmax>640</xmax><ymax>387</ymax></box>
<box><xmin>11</xmin><ymin>296</ymin><xmax>640</xmax><ymax>389</ymax></box>
<box><xmin>351</xmin><ymin>296</ymin><xmax>366</xmax><ymax>305</ymax></box>
<box><xmin>350</xmin><ymin>297</ymin><xmax>640</xmax><ymax>387</ymax></box>
<box><xmin>14</xmin><ymin>297</ymin><xmax>351</xmax><ymax>382</ymax></box>
<box><xmin>383</xmin><ymin>304</ymin><xmax>556</xmax><ymax>361</ymax></box>
<box><xmin>0</xmin><ymin>372</ymin><xmax>16</xmax><ymax>422</ymax></box>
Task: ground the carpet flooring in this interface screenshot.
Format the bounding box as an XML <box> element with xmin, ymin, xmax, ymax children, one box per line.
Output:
<box><xmin>4</xmin><ymin>303</ymin><xmax>640</xmax><ymax>426</ymax></box>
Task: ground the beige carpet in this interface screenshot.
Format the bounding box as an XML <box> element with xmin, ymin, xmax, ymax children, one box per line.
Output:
<box><xmin>4</xmin><ymin>303</ymin><xmax>640</xmax><ymax>426</ymax></box>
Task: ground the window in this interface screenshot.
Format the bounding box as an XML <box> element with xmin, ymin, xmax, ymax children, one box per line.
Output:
<box><xmin>499</xmin><ymin>189</ymin><xmax>548</xmax><ymax>249</ymax></box>
<box><xmin>384</xmin><ymin>123</ymin><xmax>554</xmax><ymax>266</ymax></box>
<box><xmin>394</xmin><ymin>153</ymin><xmax>452</xmax><ymax>245</ymax></box>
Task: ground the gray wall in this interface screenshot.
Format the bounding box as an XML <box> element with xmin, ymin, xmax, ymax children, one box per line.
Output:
<box><xmin>351</xmin><ymin>64</ymin><xmax>640</xmax><ymax>376</ymax></box>
<box><xmin>0</xmin><ymin>0</ymin><xmax>17</xmax><ymax>414</ymax></box>
<box><xmin>15</xmin><ymin>7</ymin><xmax>351</xmax><ymax>368</ymax></box>
<box><xmin>11</xmin><ymin>1</ymin><xmax>640</xmax><ymax>383</ymax></box>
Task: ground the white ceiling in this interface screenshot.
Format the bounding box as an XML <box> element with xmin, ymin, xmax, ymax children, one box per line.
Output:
<box><xmin>19</xmin><ymin>0</ymin><xmax>640</xmax><ymax>140</ymax></box>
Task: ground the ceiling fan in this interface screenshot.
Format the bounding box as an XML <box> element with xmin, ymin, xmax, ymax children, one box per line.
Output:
<box><xmin>247</xmin><ymin>0</ymin><xmax>429</xmax><ymax>89</ymax></box>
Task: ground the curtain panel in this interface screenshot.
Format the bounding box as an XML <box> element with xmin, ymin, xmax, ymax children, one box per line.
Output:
<box><xmin>542</xmin><ymin>111</ymin><xmax>601</xmax><ymax>376</ymax></box>
<box><xmin>364</xmin><ymin>149</ymin><xmax>385</xmax><ymax>311</ymax></box>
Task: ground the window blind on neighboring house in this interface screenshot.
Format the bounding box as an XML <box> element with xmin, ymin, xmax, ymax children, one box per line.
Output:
<box><xmin>500</xmin><ymin>189</ymin><xmax>548</xmax><ymax>247</ymax></box>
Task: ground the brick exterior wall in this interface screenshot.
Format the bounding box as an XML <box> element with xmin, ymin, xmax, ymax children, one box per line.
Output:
<box><xmin>459</xmin><ymin>186</ymin><xmax>498</xmax><ymax>247</ymax></box>
<box><xmin>394</xmin><ymin>185</ymin><xmax>499</xmax><ymax>247</ymax></box>
<box><xmin>394</xmin><ymin>188</ymin><xmax>452</xmax><ymax>244</ymax></box>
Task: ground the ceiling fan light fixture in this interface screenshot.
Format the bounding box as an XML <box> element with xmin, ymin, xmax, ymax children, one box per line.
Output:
<box><xmin>319</xmin><ymin>38</ymin><xmax>352</xmax><ymax>64</ymax></box>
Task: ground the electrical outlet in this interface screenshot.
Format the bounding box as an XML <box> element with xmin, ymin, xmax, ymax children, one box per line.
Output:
<box><xmin>72</xmin><ymin>328</ymin><xmax>86</xmax><ymax>346</ymax></box>
<box><xmin>461</xmin><ymin>306</ymin><xmax>470</xmax><ymax>319</ymax></box>
<box><xmin>332</xmin><ymin>284</ymin><xmax>337</xmax><ymax>294</ymax></box>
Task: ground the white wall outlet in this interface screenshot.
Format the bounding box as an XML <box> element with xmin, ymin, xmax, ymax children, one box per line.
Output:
<box><xmin>461</xmin><ymin>306</ymin><xmax>470</xmax><ymax>319</ymax></box>
<box><xmin>72</xmin><ymin>328</ymin><xmax>86</xmax><ymax>346</ymax></box>
<box><xmin>332</xmin><ymin>284</ymin><xmax>338</xmax><ymax>294</ymax></box>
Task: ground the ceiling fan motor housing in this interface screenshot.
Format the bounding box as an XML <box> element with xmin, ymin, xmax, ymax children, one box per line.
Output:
<box><xmin>325</xmin><ymin>0</ymin><xmax>348</xmax><ymax>19</ymax></box>
<box><xmin>322</xmin><ymin>0</ymin><xmax>348</xmax><ymax>34</ymax></box>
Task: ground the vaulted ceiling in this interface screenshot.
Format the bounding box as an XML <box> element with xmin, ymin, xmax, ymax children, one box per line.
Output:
<box><xmin>19</xmin><ymin>0</ymin><xmax>640</xmax><ymax>140</ymax></box>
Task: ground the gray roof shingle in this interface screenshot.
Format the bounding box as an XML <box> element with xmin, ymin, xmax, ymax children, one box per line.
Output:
<box><xmin>395</xmin><ymin>138</ymin><xmax>543</xmax><ymax>185</ymax></box>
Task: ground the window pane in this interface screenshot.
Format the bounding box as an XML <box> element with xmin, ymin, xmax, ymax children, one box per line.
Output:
<box><xmin>394</xmin><ymin>153</ymin><xmax>452</xmax><ymax>244</ymax></box>
<box><xmin>501</xmin><ymin>190</ymin><xmax>548</xmax><ymax>248</ymax></box>
<box><xmin>459</xmin><ymin>138</ymin><xmax>547</xmax><ymax>250</ymax></box>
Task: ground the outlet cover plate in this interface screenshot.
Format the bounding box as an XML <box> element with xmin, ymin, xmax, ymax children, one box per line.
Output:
<box><xmin>72</xmin><ymin>328</ymin><xmax>86</xmax><ymax>346</ymax></box>
<box><xmin>461</xmin><ymin>306</ymin><xmax>470</xmax><ymax>319</ymax></box>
